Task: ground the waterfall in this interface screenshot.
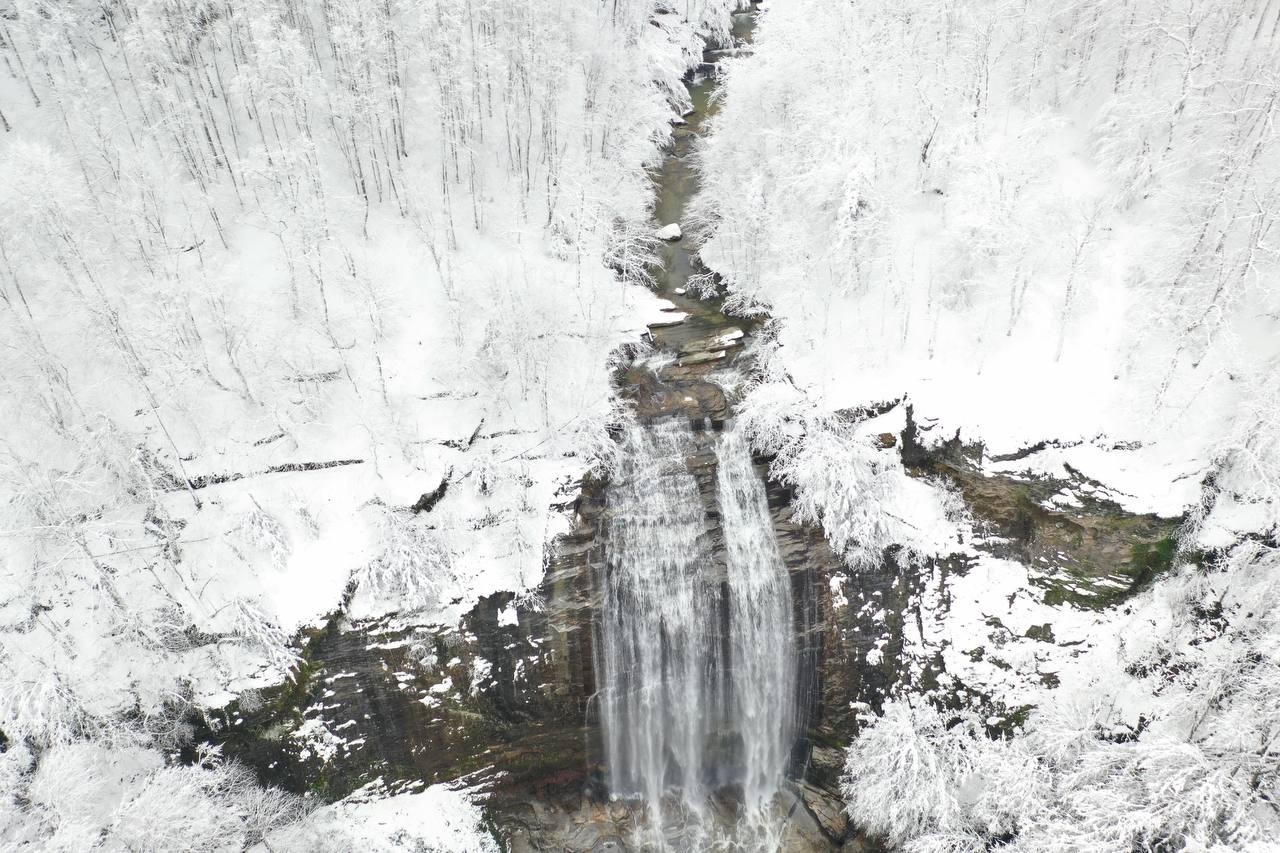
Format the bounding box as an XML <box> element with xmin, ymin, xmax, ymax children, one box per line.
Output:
<box><xmin>717</xmin><ymin>426</ymin><xmax>797</xmax><ymax>810</ymax></box>
<box><xmin>600</xmin><ymin>420</ymin><xmax>724</xmax><ymax>815</ymax></box>
<box><xmin>599</xmin><ymin>418</ymin><xmax>796</xmax><ymax>841</ymax></box>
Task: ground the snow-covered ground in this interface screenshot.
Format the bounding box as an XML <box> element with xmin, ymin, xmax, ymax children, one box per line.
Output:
<box><xmin>696</xmin><ymin>0</ymin><xmax>1280</xmax><ymax>849</ymax></box>
<box><xmin>4</xmin><ymin>0</ymin><xmax>1278</xmax><ymax>847</ymax></box>
<box><xmin>0</xmin><ymin>0</ymin><xmax>741</xmax><ymax>846</ymax></box>
<box><xmin>264</xmin><ymin>781</ymin><xmax>500</xmax><ymax>852</ymax></box>
<box><xmin>697</xmin><ymin>0</ymin><xmax>1280</xmax><ymax>522</ymax></box>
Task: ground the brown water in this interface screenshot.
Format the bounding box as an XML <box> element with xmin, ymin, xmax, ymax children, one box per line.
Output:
<box><xmin>645</xmin><ymin>8</ymin><xmax>759</xmax><ymax>363</ymax></box>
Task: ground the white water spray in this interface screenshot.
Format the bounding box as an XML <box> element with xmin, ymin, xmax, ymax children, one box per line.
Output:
<box><xmin>717</xmin><ymin>426</ymin><xmax>797</xmax><ymax>811</ymax></box>
<box><xmin>599</xmin><ymin>418</ymin><xmax>796</xmax><ymax>846</ymax></box>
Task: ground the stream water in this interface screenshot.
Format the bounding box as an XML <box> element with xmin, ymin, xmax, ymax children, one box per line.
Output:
<box><xmin>596</xmin><ymin>5</ymin><xmax>800</xmax><ymax>848</ymax></box>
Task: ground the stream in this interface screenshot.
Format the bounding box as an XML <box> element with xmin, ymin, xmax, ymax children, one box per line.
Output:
<box><xmin>592</xmin><ymin>5</ymin><xmax>817</xmax><ymax>848</ymax></box>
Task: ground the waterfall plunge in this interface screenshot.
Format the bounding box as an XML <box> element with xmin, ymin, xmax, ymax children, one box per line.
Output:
<box><xmin>717</xmin><ymin>426</ymin><xmax>797</xmax><ymax>811</ymax></box>
<box><xmin>599</xmin><ymin>419</ymin><xmax>796</xmax><ymax>842</ymax></box>
<box><xmin>600</xmin><ymin>419</ymin><xmax>723</xmax><ymax>815</ymax></box>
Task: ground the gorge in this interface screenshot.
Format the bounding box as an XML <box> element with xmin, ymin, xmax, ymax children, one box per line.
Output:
<box><xmin>4</xmin><ymin>0</ymin><xmax>1276</xmax><ymax>850</ymax></box>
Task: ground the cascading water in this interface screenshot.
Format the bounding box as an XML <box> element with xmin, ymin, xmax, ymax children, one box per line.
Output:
<box><xmin>600</xmin><ymin>419</ymin><xmax>724</xmax><ymax>817</ymax></box>
<box><xmin>717</xmin><ymin>426</ymin><xmax>797</xmax><ymax>811</ymax></box>
<box><xmin>599</xmin><ymin>417</ymin><xmax>796</xmax><ymax>846</ymax></box>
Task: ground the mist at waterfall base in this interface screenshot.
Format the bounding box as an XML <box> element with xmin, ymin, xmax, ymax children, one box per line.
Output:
<box><xmin>599</xmin><ymin>418</ymin><xmax>797</xmax><ymax>849</ymax></box>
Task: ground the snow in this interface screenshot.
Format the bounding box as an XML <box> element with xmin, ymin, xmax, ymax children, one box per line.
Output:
<box><xmin>698</xmin><ymin>2</ymin><xmax>1280</xmax><ymax>848</ymax></box>
<box><xmin>695</xmin><ymin>0</ymin><xmax>1280</xmax><ymax>528</ymax></box>
<box><xmin>323</xmin><ymin>785</ymin><xmax>498</xmax><ymax>852</ymax></box>
<box><xmin>0</xmin><ymin>0</ymin><xmax>747</xmax><ymax>845</ymax></box>
<box><xmin>264</xmin><ymin>783</ymin><xmax>499</xmax><ymax>853</ymax></box>
<box><xmin>293</xmin><ymin>718</ymin><xmax>345</xmax><ymax>763</ymax></box>
<box><xmin>922</xmin><ymin>552</ymin><xmax>1134</xmax><ymax>712</ymax></box>
<box><xmin>3</xmin><ymin>0</ymin><xmax>1277</xmax><ymax>848</ymax></box>
<box><xmin>0</xmin><ymin>0</ymin><xmax>740</xmax><ymax>702</ymax></box>
<box><xmin>649</xmin><ymin>311</ymin><xmax>690</xmax><ymax>327</ymax></box>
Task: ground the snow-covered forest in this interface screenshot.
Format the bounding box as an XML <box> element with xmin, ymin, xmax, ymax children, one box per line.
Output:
<box><xmin>697</xmin><ymin>0</ymin><xmax>1280</xmax><ymax>850</ymax></box>
<box><xmin>2</xmin><ymin>0</ymin><xmax>1279</xmax><ymax>849</ymax></box>
<box><xmin>0</xmin><ymin>0</ymin><xmax>736</xmax><ymax>846</ymax></box>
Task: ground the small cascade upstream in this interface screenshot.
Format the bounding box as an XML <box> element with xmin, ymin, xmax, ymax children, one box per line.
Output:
<box><xmin>599</xmin><ymin>417</ymin><xmax>796</xmax><ymax>847</ymax></box>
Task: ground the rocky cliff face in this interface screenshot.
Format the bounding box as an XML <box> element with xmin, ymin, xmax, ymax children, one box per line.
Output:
<box><xmin>201</xmin><ymin>348</ymin><xmax>1184</xmax><ymax>852</ymax></box>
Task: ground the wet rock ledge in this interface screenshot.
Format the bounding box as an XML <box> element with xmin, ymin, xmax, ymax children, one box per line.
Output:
<box><xmin>196</xmin><ymin>389</ymin><xmax>1184</xmax><ymax>852</ymax></box>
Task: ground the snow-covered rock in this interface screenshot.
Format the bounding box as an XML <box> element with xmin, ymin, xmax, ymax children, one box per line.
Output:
<box><xmin>649</xmin><ymin>311</ymin><xmax>689</xmax><ymax>328</ymax></box>
<box><xmin>656</xmin><ymin>222</ymin><xmax>682</xmax><ymax>241</ymax></box>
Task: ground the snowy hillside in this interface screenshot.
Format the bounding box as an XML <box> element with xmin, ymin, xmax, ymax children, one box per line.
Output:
<box><xmin>0</xmin><ymin>0</ymin><xmax>736</xmax><ymax>847</ymax></box>
<box><xmin>697</xmin><ymin>0</ymin><xmax>1280</xmax><ymax>512</ymax></box>
<box><xmin>696</xmin><ymin>0</ymin><xmax>1280</xmax><ymax>849</ymax></box>
<box><xmin>5</xmin><ymin>0</ymin><xmax>1280</xmax><ymax>849</ymax></box>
